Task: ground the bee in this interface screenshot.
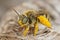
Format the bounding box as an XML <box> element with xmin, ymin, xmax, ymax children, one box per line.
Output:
<box><xmin>13</xmin><ymin>9</ymin><xmax>52</xmax><ymax>36</ymax></box>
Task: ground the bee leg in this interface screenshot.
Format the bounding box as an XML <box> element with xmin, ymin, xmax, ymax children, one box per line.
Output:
<box><xmin>37</xmin><ymin>16</ymin><xmax>52</xmax><ymax>28</ymax></box>
<box><xmin>34</xmin><ymin>22</ymin><xmax>38</xmax><ymax>36</ymax></box>
<box><xmin>23</xmin><ymin>26</ymin><xmax>29</xmax><ymax>36</ymax></box>
<box><xmin>18</xmin><ymin>20</ymin><xmax>25</xmax><ymax>27</ymax></box>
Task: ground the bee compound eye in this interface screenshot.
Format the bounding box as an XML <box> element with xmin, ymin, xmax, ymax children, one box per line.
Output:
<box><xmin>22</xmin><ymin>17</ymin><xmax>28</xmax><ymax>24</ymax></box>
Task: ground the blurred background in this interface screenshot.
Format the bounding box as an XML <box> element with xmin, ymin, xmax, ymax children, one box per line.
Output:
<box><xmin>0</xmin><ymin>0</ymin><xmax>60</xmax><ymax>24</ymax></box>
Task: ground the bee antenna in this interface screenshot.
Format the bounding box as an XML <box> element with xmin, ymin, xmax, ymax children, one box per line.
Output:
<box><xmin>12</xmin><ymin>8</ymin><xmax>20</xmax><ymax>17</ymax></box>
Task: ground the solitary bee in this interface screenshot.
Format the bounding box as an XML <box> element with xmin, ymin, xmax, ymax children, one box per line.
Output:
<box><xmin>13</xmin><ymin>9</ymin><xmax>52</xmax><ymax>36</ymax></box>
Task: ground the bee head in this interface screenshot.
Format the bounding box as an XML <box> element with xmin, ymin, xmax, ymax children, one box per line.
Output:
<box><xmin>22</xmin><ymin>15</ymin><xmax>28</xmax><ymax>24</ymax></box>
